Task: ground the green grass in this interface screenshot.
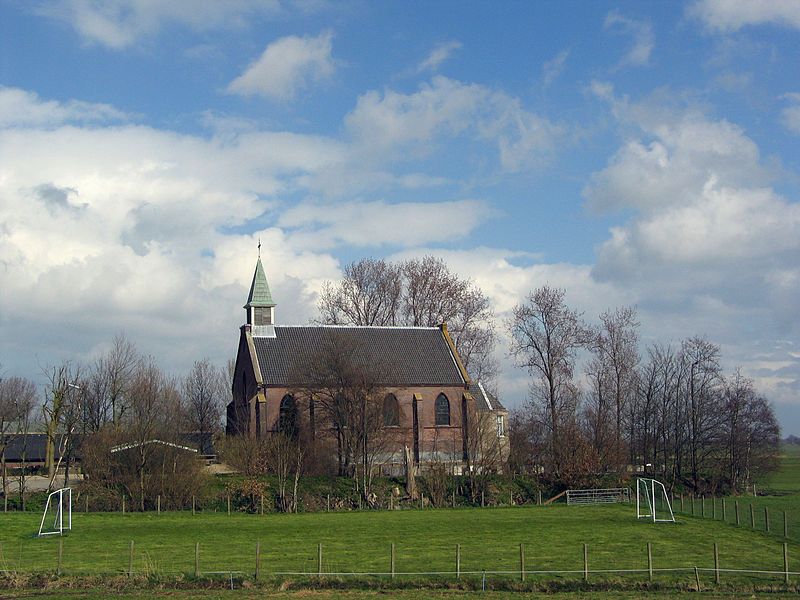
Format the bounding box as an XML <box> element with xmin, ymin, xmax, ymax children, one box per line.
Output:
<box><xmin>766</xmin><ymin>444</ymin><xmax>800</xmax><ymax>493</ymax></box>
<box><xmin>0</xmin><ymin>504</ymin><xmax>796</xmax><ymax>589</ymax></box>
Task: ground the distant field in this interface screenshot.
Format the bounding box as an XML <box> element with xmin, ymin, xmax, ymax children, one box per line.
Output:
<box><xmin>766</xmin><ymin>444</ymin><xmax>800</xmax><ymax>493</ymax></box>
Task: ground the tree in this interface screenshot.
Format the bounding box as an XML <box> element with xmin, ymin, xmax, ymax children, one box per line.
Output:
<box><xmin>84</xmin><ymin>334</ymin><xmax>139</xmax><ymax>431</ymax></box>
<box><xmin>0</xmin><ymin>375</ymin><xmax>37</xmax><ymax>510</ymax></box>
<box><xmin>299</xmin><ymin>330</ymin><xmax>390</xmax><ymax>500</ymax></box>
<box><xmin>182</xmin><ymin>359</ymin><xmax>226</xmax><ymax>437</ymax></box>
<box><xmin>42</xmin><ymin>362</ymin><xmax>84</xmax><ymax>486</ymax></box>
<box><xmin>317</xmin><ymin>256</ymin><xmax>497</xmax><ymax>383</ymax></box>
<box><xmin>507</xmin><ymin>286</ymin><xmax>592</xmax><ymax>477</ymax></box>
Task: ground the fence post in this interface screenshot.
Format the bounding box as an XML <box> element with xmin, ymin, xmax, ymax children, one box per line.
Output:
<box><xmin>389</xmin><ymin>495</ymin><xmax>393</xmax><ymax>511</ymax></box>
<box><xmin>583</xmin><ymin>543</ymin><xmax>588</xmax><ymax>581</ymax></box>
<box><xmin>713</xmin><ymin>542</ymin><xmax>720</xmax><ymax>584</ymax></box>
<box><xmin>192</xmin><ymin>495</ymin><xmax>196</xmax><ymax>515</ymax></box>
<box><xmin>57</xmin><ymin>538</ymin><xmax>63</xmax><ymax>576</ymax></box>
<box><xmin>647</xmin><ymin>542</ymin><xmax>653</xmax><ymax>582</ymax></box>
<box><xmin>680</xmin><ymin>494</ymin><xmax>684</xmax><ymax>512</ymax></box>
<box><xmin>255</xmin><ymin>542</ymin><xmax>260</xmax><ymax>581</ymax></box>
<box><xmin>702</xmin><ymin>495</ymin><xmax>705</xmax><ymax>518</ymax></box>
<box><xmin>85</xmin><ymin>495</ymin><xmax>89</xmax><ymax>513</ymax></box>
<box><xmin>735</xmin><ymin>500</ymin><xmax>740</xmax><ymax>526</ymax></box>
<box><xmin>750</xmin><ymin>504</ymin><xmax>755</xmax><ymax>528</ymax></box>
<box><xmin>227</xmin><ymin>494</ymin><xmax>231</xmax><ymax>515</ymax></box>
<box><xmin>722</xmin><ymin>498</ymin><xmax>726</xmax><ymax>522</ymax></box>
<box><xmin>784</xmin><ymin>542</ymin><xmax>790</xmax><ymax>585</ymax></box>
<box><xmin>510</xmin><ymin>490</ymin><xmax>514</xmax><ymax>506</ymax></box>
<box><xmin>694</xmin><ymin>566</ymin><xmax>701</xmax><ymax>591</ymax></box>
<box><xmin>317</xmin><ymin>543</ymin><xmax>322</xmax><ymax>577</ymax></box>
<box><xmin>194</xmin><ymin>542</ymin><xmax>200</xmax><ymax>577</ymax></box>
<box><xmin>327</xmin><ymin>494</ymin><xmax>330</xmax><ymax>512</ymax></box>
<box><xmin>538</xmin><ymin>490</ymin><xmax>542</xmax><ymax>506</ymax></box>
<box><xmin>452</xmin><ymin>489</ymin><xmax>456</xmax><ymax>508</ymax></box>
<box><xmin>712</xmin><ymin>497</ymin><xmax>716</xmax><ymax>520</ymax></box>
<box><xmin>129</xmin><ymin>540</ymin><xmax>134</xmax><ymax>577</ymax></box>
<box><xmin>157</xmin><ymin>495</ymin><xmax>161</xmax><ymax>515</ymax></box>
<box><xmin>519</xmin><ymin>543</ymin><xmax>525</xmax><ymax>582</ymax></box>
<box><xmin>390</xmin><ymin>543</ymin><xmax>395</xmax><ymax>580</ymax></box>
<box><xmin>260</xmin><ymin>494</ymin><xmax>264</xmax><ymax>515</ymax></box>
<box><xmin>691</xmin><ymin>496</ymin><xmax>695</xmax><ymax>516</ymax></box>
<box><xmin>785</xmin><ymin>511</ymin><xmax>789</xmax><ymax>538</ymax></box>
<box><xmin>456</xmin><ymin>543</ymin><xmax>461</xmax><ymax>579</ymax></box>
<box><xmin>122</xmin><ymin>495</ymin><xmax>125</xmax><ymax>514</ymax></box>
<box><xmin>765</xmin><ymin>507</ymin><xmax>770</xmax><ymax>533</ymax></box>
<box><xmin>481</xmin><ymin>491</ymin><xmax>485</xmax><ymax>507</ymax></box>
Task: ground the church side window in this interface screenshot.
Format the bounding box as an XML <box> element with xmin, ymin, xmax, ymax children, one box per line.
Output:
<box><xmin>383</xmin><ymin>393</ymin><xmax>399</xmax><ymax>427</ymax></box>
<box><xmin>435</xmin><ymin>393</ymin><xmax>450</xmax><ymax>426</ymax></box>
<box><xmin>279</xmin><ymin>394</ymin><xmax>299</xmax><ymax>438</ymax></box>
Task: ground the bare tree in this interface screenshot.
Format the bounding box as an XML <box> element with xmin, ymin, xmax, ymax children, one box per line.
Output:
<box><xmin>507</xmin><ymin>286</ymin><xmax>592</xmax><ymax>477</ymax></box>
<box><xmin>42</xmin><ymin>362</ymin><xmax>84</xmax><ymax>487</ymax></box>
<box><xmin>85</xmin><ymin>334</ymin><xmax>139</xmax><ymax>431</ymax></box>
<box><xmin>182</xmin><ymin>359</ymin><xmax>226</xmax><ymax>437</ymax></box>
<box><xmin>0</xmin><ymin>376</ymin><xmax>37</xmax><ymax>510</ymax></box>
<box><xmin>317</xmin><ymin>256</ymin><xmax>497</xmax><ymax>384</ymax></box>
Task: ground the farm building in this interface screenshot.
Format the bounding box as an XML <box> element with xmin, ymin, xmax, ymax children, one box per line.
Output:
<box><xmin>226</xmin><ymin>256</ymin><xmax>509</xmax><ymax>473</ymax></box>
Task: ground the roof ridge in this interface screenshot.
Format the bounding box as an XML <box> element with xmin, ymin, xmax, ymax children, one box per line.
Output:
<box><xmin>274</xmin><ymin>324</ymin><xmax>440</xmax><ymax>330</ymax></box>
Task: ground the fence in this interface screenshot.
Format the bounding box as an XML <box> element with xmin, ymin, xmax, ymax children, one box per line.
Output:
<box><xmin>1</xmin><ymin>538</ymin><xmax>796</xmax><ymax>590</ymax></box>
<box><xmin>566</xmin><ymin>488</ymin><xmax>630</xmax><ymax>505</ymax></box>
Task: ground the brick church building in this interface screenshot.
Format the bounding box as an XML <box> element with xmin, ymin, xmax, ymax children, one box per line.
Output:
<box><xmin>226</xmin><ymin>256</ymin><xmax>508</xmax><ymax>472</ymax></box>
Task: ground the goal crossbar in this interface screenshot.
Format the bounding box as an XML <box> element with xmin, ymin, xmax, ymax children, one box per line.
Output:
<box><xmin>38</xmin><ymin>487</ymin><xmax>72</xmax><ymax>537</ymax></box>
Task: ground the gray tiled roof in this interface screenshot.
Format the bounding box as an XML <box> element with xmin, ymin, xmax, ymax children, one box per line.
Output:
<box><xmin>252</xmin><ymin>326</ymin><xmax>466</xmax><ymax>387</ymax></box>
<box><xmin>469</xmin><ymin>381</ymin><xmax>506</xmax><ymax>412</ymax></box>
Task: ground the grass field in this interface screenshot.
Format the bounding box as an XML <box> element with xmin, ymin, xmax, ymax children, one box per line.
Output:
<box><xmin>3</xmin><ymin>446</ymin><xmax>800</xmax><ymax>598</ymax></box>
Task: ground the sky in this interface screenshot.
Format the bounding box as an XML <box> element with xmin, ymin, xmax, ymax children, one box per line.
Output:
<box><xmin>1</xmin><ymin>0</ymin><xmax>799</xmax><ymax>432</ymax></box>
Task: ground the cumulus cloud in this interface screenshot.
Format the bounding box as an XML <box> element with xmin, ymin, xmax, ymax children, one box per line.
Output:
<box><xmin>604</xmin><ymin>11</ymin><xmax>654</xmax><ymax>69</ymax></box>
<box><xmin>227</xmin><ymin>32</ymin><xmax>336</xmax><ymax>101</ymax></box>
<box><xmin>277</xmin><ymin>199</ymin><xmax>493</xmax><ymax>249</ymax></box>
<box><xmin>689</xmin><ymin>0</ymin><xmax>800</xmax><ymax>33</ymax></box>
<box><xmin>0</xmin><ymin>86</ymin><xmax>128</xmax><ymax>128</ymax></box>
<box><xmin>416</xmin><ymin>41</ymin><xmax>462</xmax><ymax>73</ymax></box>
<box><xmin>345</xmin><ymin>76</ymin><xmax>566</xmax><ymax>171</ymax></box>
<box><xmin>34</xmin><ymin>0</ymin><xmax>284</xmax><ymax>49</ymax></box>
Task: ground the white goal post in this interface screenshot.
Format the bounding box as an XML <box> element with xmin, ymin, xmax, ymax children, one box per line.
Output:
<box><xmin>38</xmin><ymin>487</ymin><xmax>72</xmax><ymax>537</ymax></box>
<box><xmin>636</xmin><ymin>478</ymin><xmax>675</xmax><ymax>523</ymax></box>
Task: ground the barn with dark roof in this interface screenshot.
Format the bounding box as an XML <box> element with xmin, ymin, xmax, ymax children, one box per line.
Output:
<box><xmin>226</xmin><ymin>257</ymin><xmax>508</xmax><ymax>471</ymax></box>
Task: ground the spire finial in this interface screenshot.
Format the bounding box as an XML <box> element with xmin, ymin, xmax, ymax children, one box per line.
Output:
<box><xmin>258</xmin><ymin>237</ymin><xmax>261</xmax><ymax>258</ymax></box>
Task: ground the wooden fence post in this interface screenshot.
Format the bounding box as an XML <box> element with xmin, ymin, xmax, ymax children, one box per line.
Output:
<box><xmin>765</xmin><ymin>507</ymin><xmax>770</xmax><ymax>533</ymax></box>
<box><xmin>317</xmin><ymin>543</ymin><xmax>322</xmax><ymax>577</ymax></box>
<box><xmin>255</xmin><ymin>542</ymin><xmax>260</xmax><ymax>581</ymax></box>
<box><xmin>538</xmin><ymin>490</ymin><xmax>542</xmax><ymax>506</ymax></box>
<box><xmin>194</xmin><ymin>542</ymin><xmax>200</xmax><ymax>577</ymax></box>
<box><xmin>157</xmin><ymin>495</ymin><xmax>160</xmax><ymax>515</ymax></box>
<box><xmin>680</xmin><ymin>494</ymin><xmax>684</xmax><ymax>512</ymax></box>
<box><xmin>85</xmin><ymin>495</ymin><xmax>88</xmax><ymax>513</ymax></box>
<box><xmin>452</xmin><ymin>489</ymin><xmax>456</xmax><ymax>508</ymax></box>
<box><xmin>227</xmin><ymin>494</ymin><xmax>231</xmax><ymax>515</ymax></box>
<box><xmin>702</xmin><ymin>495</ymin><xmax>705</xmax><ymax>518</ymax></box>
<box><xmin>510</xmin><ymin>490</ymin><xmax>514</xmax><ymax>506</ymax></box>
<box><xmin>712</xmin><ymin>497</ymin><xmax>716</xmax><ymax>520</ymax></box>
<box><xmin>750</xmin><ymin>504</ymin><xmax>755</xmax><ymax>528</ymax></box>
<box><xmin>647</xmin><ymin>542</ymin><xmax>653</xmax><ymax>582</ymax></box>
<box><xmin>129</xmin><ymin>540</ymin><xmax>134</xmax><ymax>577</ymax></box>
<box><xmin>713</xmin><ymin>542</ymin><xmax>720</xmax><ymax>584</ymax></box>
<box><xmin>260</xmin><ymin>494</ymin><xmax>264</xmax><ymax>515</ymax></box>
<box><xmin>784</xmin><ymin>542</ymin><xmax>790</xmax><ymax>585</ymax></box>
<box><xmin>583</xmin><ymin>543</ymin><xmax>588</xmax><ymax>581</ymax></box>
<box><xmin>389</xmin><ymin>495</ymin><xmax>393</xmax><ymax>511</ymax></box>
<box><xmin>122</xmin><ymin>495</ymin><xmax>125</xmax><ymax>514</ymax></box>
<box><xmin>722</xmin><ymin>498</ymin><xmax>726</xmax><ymax>522</ymax></box>
<box><xmin>57</xmin><ymin>538</ymin><xmax>63</xmax><ymax>576</ymax></box>
<box><xmin>192</xmin><ymin>495</ymin><xmax>195</xmax><ymax>515</ymax></box>
<box><xmin>481</xmin><ymin>491</ymin><xmax>485</xmax><ymax>507</ymax></box>
<box><xmin>694</xmin><ymin>566</ymin><xmax>701</xmax><ymax>591</ymax></box>
<box><xmin>735</xmin><ymin>500</ymin><xmax>740</xmax><ymax>526</ymax></box>
<box><xmin>456</xmin><ymin>543</ymin><xmax>461</xmax><ymax>579</ymax></box>
<box><xmin>390</xmin><ymin>543</ymin><xmax>395</xmax><ymax>579</ymax></box>
<box><xmin>519</xmin><ymin>543</ymin><xmax>525</xmax><ymax>581</ymax></box>
<box><xmin>785</xmin><ymin>510</ymin><xmax>789</xmax><ymax>538</ymax></box>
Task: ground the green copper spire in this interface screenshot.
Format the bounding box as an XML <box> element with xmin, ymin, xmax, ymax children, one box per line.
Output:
<box><xmin>245</xmin><ymin>258</ymin><xmax>276</xmax><ymax>308</ymax></box>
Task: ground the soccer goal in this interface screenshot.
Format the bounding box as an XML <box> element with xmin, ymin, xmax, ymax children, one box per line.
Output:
<box><xmin>636</xmin><ymin>478</ymin><xmax>675</xmax><ymax>523</ymax></box>
<box><xmin>38</xmin><ymin>488</ymin><xmax>72</xmax><ymax>537</ymax></box>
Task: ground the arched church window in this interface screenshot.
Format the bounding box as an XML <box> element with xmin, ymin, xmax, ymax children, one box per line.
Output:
<box><xmin>435</xmin><ymin>393</ymin><xmax>450</xmax><ymax>426</ymax></box>
<box><xmin>383</xmin><ymin>394</ymin><xmax>399</xmax><ymax>427</ymax></box>
<box><xmin>279</xmin><ymin>394</ymin><xmax>299</xmax><ymax>438</ymax></box>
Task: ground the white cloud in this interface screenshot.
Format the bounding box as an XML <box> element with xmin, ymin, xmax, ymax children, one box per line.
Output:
<box><xmin>689</xmin><ymin>0</ymin><xmax>800</xmax><ymax>33</ymax></box>
<box><xmin>345</xmin><ymin>76</ymin><xmax>565</xmax><ymax>171</ymax></box>
<box><xmin>227</xmin><ymin>32</ymin><xmax>335</xmax><ymax>101</ymax></box>
<box><xmin>542</xmin><ymin>49</ymin><xmax>569</xmax><ymax>87</ymax></box>
<box><xmin>0</xmin><ymin>86</ymin><xmax>128</xmax><ymax>128</ymax></box>
<box><xmin>416</xmin><ymin>41</ymin><xmax>462</xmax><ymax>73</ymax></box>
<box><xmin>604</xmin><ymin>11</ymin><xmax>654</xmax><ymax>69</ymax></box>
<box><xmin>35</xmin><ymin>0</ymin><xmax>284</xmax><ymax>49</ymax></box>
<box><xmin>781</xmin><ymin>93</ymin><xmax>800</xmax><ymax>135</ymax></box>
<box><xmin>277</xmin><ymin>199</ymin><xmax>493</xmax><ymax>249</ymax></box>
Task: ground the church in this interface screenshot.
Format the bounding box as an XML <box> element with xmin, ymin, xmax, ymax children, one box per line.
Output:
<box><xmin>226</xmin><ymin>256</ymin><xmax>508</xmax><ymax>473</ymax></box>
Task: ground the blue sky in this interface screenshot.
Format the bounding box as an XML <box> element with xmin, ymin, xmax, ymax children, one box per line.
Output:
<box><xmin>1</xmin><ymin>1</ymin><xmax>799</xmax><ymax>432</ymax></box>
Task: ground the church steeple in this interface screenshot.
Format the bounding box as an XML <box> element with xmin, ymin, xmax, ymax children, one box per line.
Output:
<box><xmin>244</xmin><ymin>255</ymin><xmax>276</xmax><ymax>326</ymax></box>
